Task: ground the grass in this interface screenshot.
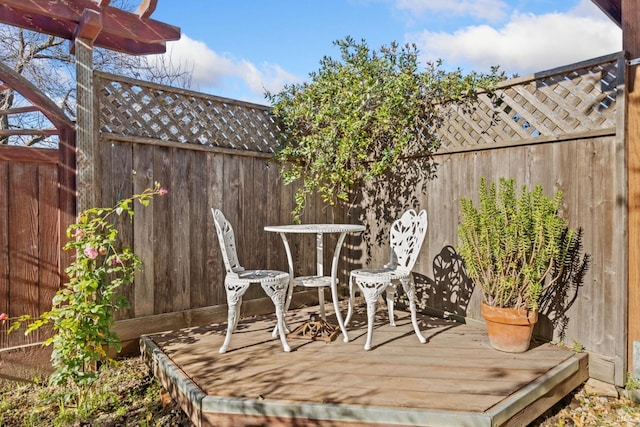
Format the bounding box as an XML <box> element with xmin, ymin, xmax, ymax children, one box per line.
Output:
<box><xmin>0</xmin><ymin>356</ymin><xmax>191</xmax><ymax>426</ymax></box>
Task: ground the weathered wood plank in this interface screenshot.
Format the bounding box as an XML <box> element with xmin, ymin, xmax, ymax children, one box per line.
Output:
<box><xmin>132</xmin><ymin>142</ymin><xmax>156</xmax><ymax>317</ymax></box>
<box><xmin>169</xmin><ymin>147</ymin><xmax>190</xmax><ymax>312</ymax></box>
<box><xmin>9</xmin><ymin>162</ymin><xmax>39</xmax><ymax>345</ymax></box>
<box><xmin>58</xmin><ymin>128</ymin><xmax>76</xmax><ymax>288</ymax></box>
<box><xmin>37</xmin><ymin>162</ymin><xmax>59</xmax><ymax>341</ymax></box>
<box><xmin>188</xmin><ymin>150</ymin><xmax>207</xmax><ymax>309</ymax></box>
<box><xmin>0</xmin><ymin>160</ymin><xmax>9</xmax><ymax>348</ymax></box>
<box><xmin>242</xmin><ymin>156</ymin><xmax>259</xmax><ymax>272</ymax></box>
<box><xmin>152</xmin><ymin>145</ymin><xmax>173</xmax><ymax>314</ymax></box>
<box><xmin>106</xmin><ymin>142</ymin><xmax>134</xmax><ymax>320</ymax></box>
<box><xmin>265</xmin><ymin>158</ymin><xmax>286</xmax><ymax>272</ymax></box>
<box><xmin>207</xmin><ymin>152</ymin><xmax>225</xmax><ymax>306</ymax></box>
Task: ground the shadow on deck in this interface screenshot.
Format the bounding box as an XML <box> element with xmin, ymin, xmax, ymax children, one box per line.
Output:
<box><xmin>141</xmin><ymin>304</ymin><xmax>588</xmax><ymax>427</ymax></box>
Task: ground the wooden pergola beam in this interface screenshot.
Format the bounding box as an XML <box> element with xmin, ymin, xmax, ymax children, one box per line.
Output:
<box><xmin>75</xmin><ymin>8</ymin><xmax>102</xmax><ymax>43</ymax></box>
<box><xmin>591</xmin><ymin>0</ymin><xmax>622</xmax><ymax>28</ymax></box>
<box><xmin>135</xmin><ymin>0</ymin><xmax>157</xmax><ymax>20</ymax></box>
<box><xmin>0</xmin><ymin>0</ymin><xmax>179</xmax><ymax>55</ymax></box>
<box><xmin>69</xmin><ymin>8</ymin><xmax>102</xmax><ymax>54</ymax></box>
<box><xmin>0</xmin><ymin>129</ymin><xmax>59</xmax><ymax>136</ymax></box>
<box><xmin>0</xmin><ymin>106</ymin><xmax>41</xmax><ymax>115</ymax></box>
<box><xmin>0</xmin><ymin>62</ymin><xmax>73</xmax><ymax>130</ymax></box>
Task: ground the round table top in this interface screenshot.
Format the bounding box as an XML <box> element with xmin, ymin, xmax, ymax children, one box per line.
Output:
<box><xmin>264</xmin><ymin>223</ymin><xmax>365</xmax><ymax>234</ymax></box>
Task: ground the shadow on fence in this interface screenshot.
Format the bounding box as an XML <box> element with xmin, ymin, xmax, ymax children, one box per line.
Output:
<box><xmin>537</xmin><ymin>227</ymin><xmax>591</xmax><ymax>343</ymax></box>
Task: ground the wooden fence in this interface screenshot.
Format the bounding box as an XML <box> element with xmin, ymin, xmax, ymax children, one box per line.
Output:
<box><xmin>354</xmin><ymin>52</ymin><xmax>626</xmax><ymax>385</ymax></box>
<box><xmin>0</xmin><ymin>52</ymin><xmax>629</xmax><ymax>386</ymax></box>
<box><xmin>94</xmin><ymin>72</ymin><xmax>353</xmax><ymax>350</ymax></box>
<box><xmin>0</xmin><ymin>146</ymin><xmax>62</xmax><ymax>348</ymax></box>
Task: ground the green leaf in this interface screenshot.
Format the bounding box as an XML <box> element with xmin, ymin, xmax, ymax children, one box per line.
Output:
<box><xmin>266</xmin><ymin>36</ymin><xmax>503</xmax><ymax>221</ymax></box>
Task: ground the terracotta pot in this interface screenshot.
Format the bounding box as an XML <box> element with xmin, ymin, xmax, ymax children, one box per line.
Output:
<box><xmin>480</xmin><ymin>302</ymin><xmax>538</xmax><ymax>353</ymax></box>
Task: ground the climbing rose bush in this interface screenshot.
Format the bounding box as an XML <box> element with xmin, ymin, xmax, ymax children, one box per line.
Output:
<box><xmin>8</xmin><ymin>183</ymin><xmax>167</xmax><ymax>410</ymax></box>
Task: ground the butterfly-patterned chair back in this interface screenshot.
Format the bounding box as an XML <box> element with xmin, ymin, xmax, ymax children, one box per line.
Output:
<box><xmin>389</xmin><ymin>209</ymin><xmax>428</xmax><ymax>273</ymax></box>
<box><xmin>212</xmin><ymin>209</ymin><xmax>243</xmax><ymax>274</ymax></box>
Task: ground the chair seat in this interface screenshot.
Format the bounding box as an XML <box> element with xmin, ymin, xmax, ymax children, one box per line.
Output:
<box><xmin>293</xmin><ymin>275</ymin><xmax>333</xmax><ymax>288</ymax></box>
<box><xmin>235</xmin><ymin>270</ymin><xmax>289</xmax><ymax>282</ymax></box>
<box><xmin>351</xmin><ymin>268</ymin><xmax>410</xmax><ymax>282</ymax></box>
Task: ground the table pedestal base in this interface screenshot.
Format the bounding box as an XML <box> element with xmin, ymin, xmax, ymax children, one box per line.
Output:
<box><xmin>288</xmin><ymin>313</ymin><xmax>339</xmax><ymax>343</ymax></box>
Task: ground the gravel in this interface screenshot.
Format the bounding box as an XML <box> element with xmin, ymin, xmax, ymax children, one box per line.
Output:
<box><xmin>530</xmin><ymin>380</ymin><xmax>640</xmax><ymax>426</ymax></box>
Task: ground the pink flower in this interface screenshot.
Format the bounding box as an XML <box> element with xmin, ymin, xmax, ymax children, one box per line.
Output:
<box><xmin>0</xmin><ymin>313</ymin><xmax>8</xmax><ymax>322</ymax></box>
<box><xmin>159</xmin><ymin>188</ymin><xmax>168</xmax><ymax>196</ymax></box>
<box><xmin>83</xmin><ymin>246</ymin><xmax>99</xmax><ymax>259</ymax></box>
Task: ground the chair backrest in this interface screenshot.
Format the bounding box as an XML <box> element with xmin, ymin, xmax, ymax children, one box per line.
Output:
<box><xmin>212</xmin><ymin>209</ymin><xmax>243</xmax><ymax>274</ymax></box>
<box><xmin>389</xmin><ymin>209</ymin><xmax>428</xmax><ymax>272</ymax></box>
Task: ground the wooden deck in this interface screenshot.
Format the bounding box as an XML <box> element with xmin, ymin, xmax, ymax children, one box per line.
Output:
<box><xmin>141</xmin><ymin>304</ymin><xmax>588</xmax><ymax>427</ymax></box>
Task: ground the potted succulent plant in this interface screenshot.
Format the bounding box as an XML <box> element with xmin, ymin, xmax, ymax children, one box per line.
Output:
<box><xmin>457</xmin><ymin>177</ymin><xmax>577</xmax><ymax>352</ymax></box>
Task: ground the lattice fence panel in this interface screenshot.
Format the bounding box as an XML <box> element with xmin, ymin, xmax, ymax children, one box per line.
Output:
<box><xmin>438</xmin><ymin>53</ymin><xmax>621</xmax><ymax>149</ymax></box>
<box><xmin>97</xmin><ymin>54</ymin><xmax>621</xmax><ymax>154</ymax></box>
<box><xmin>96</xmin><ymin>72</ymin><xmax>280</xmax><ymax>153</ymax></box>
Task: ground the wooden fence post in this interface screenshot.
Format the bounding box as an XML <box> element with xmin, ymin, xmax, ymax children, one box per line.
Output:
<box><xmin>623</xmin><ymin>0</ymin><xmax>640</xmax><ymax>377</ymax></box>
<box><xmin>74</xmin><ymin>12</ymin><xmax>102</xmax><ymax>213</ymax></box>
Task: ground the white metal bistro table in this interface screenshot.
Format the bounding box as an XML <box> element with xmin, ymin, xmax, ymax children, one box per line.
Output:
<box><xmin>264</xmin><ymin>223</ymin><xmax>365</xmax><ymax>342</ymax></box>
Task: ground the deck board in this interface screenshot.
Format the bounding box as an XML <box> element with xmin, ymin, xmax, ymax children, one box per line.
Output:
<box><xmin>141</xmin><ymin>304</ymin><xmax>589</xmax><ymax>427</ymax></box>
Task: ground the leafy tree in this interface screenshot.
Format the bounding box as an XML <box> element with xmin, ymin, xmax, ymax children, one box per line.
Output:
<box><xmin>266</xmin><ymin>36</ymin><xmax>504</xmax><ymax>221</ymax></box>
<box><xmin>0</xmin><ymin>2</ymin><xmax>192</xmax><ymax>147</ymax></box>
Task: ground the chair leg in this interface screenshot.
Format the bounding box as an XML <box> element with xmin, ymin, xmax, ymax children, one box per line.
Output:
<box><xmin>385</xmin><ymin>285</ymin><xmax>397</xmax><ymax>327</ymax></box>
<box><xmin>273</xmin><ymin>278</ymin><xmax>293</xmax><ymax>337</ymax></box>
<box><xmin>354</xmin><ymin>277</ymin><xmax>388</xmax><ymax>350</ymax></box>
<box><xmin>233</xmin><ymin>299</ymin><xmax>242</xmax><ymax>330</ymax></box>
<box><xmin>401</xmin><ymin>277</ymin><xmax>426</xmax><ymax>344</ymax></box>
<box><xmin>273</xmin><ymin>304</ymin><xmax>290</xmax><ymax>352</ymax></box>
<box><xmin>261</xmin><ymin>279</ymin><xmax>291</xmax><ymax>352</ymax></box>
<box><xmin>219</xmin><ymin>302</ymin><xmax>237</xmax><ymax>354</ymax></box>
<box><xmin>364</xmin><ymin>298</ymin><xmax>377</xmax><ymax>351</ymax></box>
<box><xmin>345</xmin><ymin>274</ymin><xmax>357</xmax><ymax>326</ymax></box>
<box><xmin>220</xmin><ymin>279</ymin><xmax>250</xmax><ymax>354</ymax></box>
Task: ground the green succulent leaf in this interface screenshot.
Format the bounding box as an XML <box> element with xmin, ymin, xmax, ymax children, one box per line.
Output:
<box><xmin>457</xmin><ymin>177</ymin><xmax>576</xmax><ymax>310</ymax></box>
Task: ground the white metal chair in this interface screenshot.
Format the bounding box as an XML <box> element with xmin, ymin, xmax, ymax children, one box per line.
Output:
<box><xmin>345</xmin><ymin>209</ymin><xmax>428</xmax><ymax>350</ymax></box>
<box><xmin>212</xmin><ymin>209</ymin><xmax>290</xmax><ymax>353</ymax></box>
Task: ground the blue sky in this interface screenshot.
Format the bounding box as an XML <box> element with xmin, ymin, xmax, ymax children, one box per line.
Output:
<box><xmin>150</xmin><ymin>0</ymin><xmax>621</xmax><ymax>105</ymax></box>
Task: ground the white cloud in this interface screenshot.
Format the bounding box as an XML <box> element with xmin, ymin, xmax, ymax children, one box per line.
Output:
<box><xmin>395</xmin><ymin>0</ymin><xmax>509</xmax><ymax>22</ymax></box>
<box><xmin>159</xmin><ymin>35</ymin><xmax>301</xmax><ymax>102</ymax></box>
<box><xmin>409</xmin><ymin>0</ymin><xmax>621</xmax><ymax>75</ymax></box>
